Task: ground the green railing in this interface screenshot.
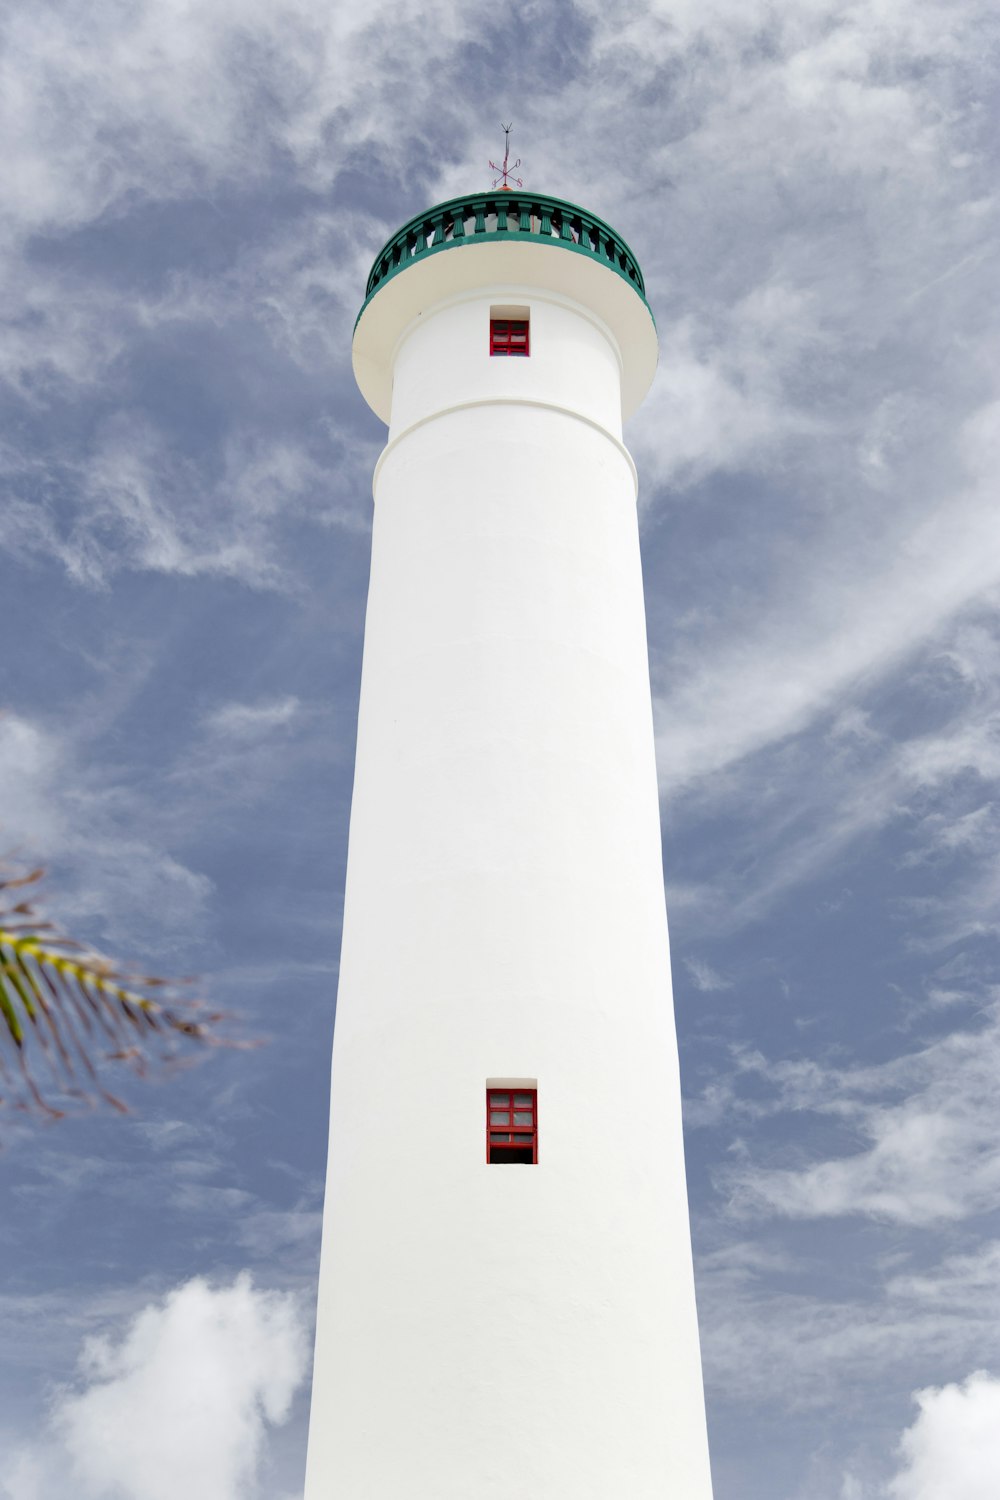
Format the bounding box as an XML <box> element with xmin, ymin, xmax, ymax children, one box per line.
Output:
<box><xmin>359</xmin><ymin>191</ymin><xmax>648</xmax><ymax>319</ymax></box>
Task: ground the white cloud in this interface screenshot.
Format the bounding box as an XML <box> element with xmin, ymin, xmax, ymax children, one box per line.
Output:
<box><xmin>697</xmin><ymin>1238</ymin><xmax>1000</xmax><ymax>1414</ymax></box>
<box><xmin>545</xmin><ymin>0</ymin><xmax>1000</xmax><ymax>806</ymax></box>
<box><xmin>0</xmin><ymin>0</ymin><xmax>469</xmax><ymax>249</ymax></box>
<box><xmin>684</xmin><ymin>957</ymin><xmax>734</xmax><ymax>992</ymax></box>
<box><xmin>204</xmin><ymin>698</ymin><xmax>301</xmax><ymax>740</ymax></box>
<box><xmin>0</xmin><ymin>713</ymin><xmax>66</xmax><ymax>850</ymax></box>
<box><xmin>630</xmin><ymin>294</ymin><xmax>828</xmax><ymax>491</ymax></box>
<box><xmin>658</xmin><ymin>605</ymin><xmax>1000</xmax><ymax>939</ymax></box>
<box><xmin>718</xmin><ymin>1000</ymin><xmax>1000</xmax><ymax>1226</ymax></box>
<box><xmin>171</xmin><ymin>693</ymin><xmax>340</xmax><ymax>812</ymax></box>
<box><xmin>652</xmin><ymin>456</ymin><xmax>1000</xmax><ymax>796</ymax></box>
<box><xmin>0</xmin><ymin>0</ymin><xmax>462</xmax><ymax>588</ymax></box>
<box><xmin>887</xmin><ymin>1371</ymin><xmax>1000</xmax><ymax>1500</ymax></box>
<box><xmin>0</xmin><ymin>709</ymin><xmax>214</xmax><ymax>959</ymax></box>
<box><xmin>2</xmin><ymin>383</ymin><xmax>376</xmax><ymax>590</ymax></box>
<box><xmin>0</xmin><ymin>1275</ymin><xmax>308</xmax><ymax>1500</ymax></box>
<box><xmin>887</xmin><ymin>1242</ymin><xmax>1000</xmax><ymax>1312</ymax></box>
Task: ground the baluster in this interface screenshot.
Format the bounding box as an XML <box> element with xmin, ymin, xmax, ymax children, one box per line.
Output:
<box><xmin>540</xmin><ymin>205</ymin><xmax>552</xmax><ymax>235</ymax></box>
<box><xmin>431</xmin><ymin>213</ymin><xmax>445</xmax><ymax>246</ymax></box>
<box><xmin>496</xmin><ymin>197</ymin><xmax>509</xmax><ymax>232</ymax></box>
<box><xmin>451</xmin><ymin>207</ymin><xmax>466</xmax><ymax>239</ymax></box>
<box><xmin>474</xmin><ymin>203</ymin><xmax>486</xmax><ymax>234</ymax></box>
<box><xmin>518</xmin><ymin>200</ymin><xmax>531</xmax><ymax>233</ymax></box>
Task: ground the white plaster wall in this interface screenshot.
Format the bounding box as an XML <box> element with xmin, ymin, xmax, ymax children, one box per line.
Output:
<box><xmin>388</xmin><ymin>291</ymin><xmax>624</xmax><ymax>442</ymax></box>
<box><xmin>305</xmin><ymin>277</ymin><xmax>714</xmax><ymax>1499</ymax></box>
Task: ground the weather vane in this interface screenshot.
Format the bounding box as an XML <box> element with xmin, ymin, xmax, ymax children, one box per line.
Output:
<box><xmin>489</xmin><ymin>123</ymin><xmax>523</xmax><ymax>190</ymax></box>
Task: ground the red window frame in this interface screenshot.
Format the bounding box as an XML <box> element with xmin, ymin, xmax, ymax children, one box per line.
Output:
<box><xmin>490</xmin><ymin>318</ymin><xmax>530</xmax><ymax>357</ymax></box>
<box><xmin>486</xmin><ymin>1087</ymin><xmax>538</xmax><ymax>1163</ymax></box>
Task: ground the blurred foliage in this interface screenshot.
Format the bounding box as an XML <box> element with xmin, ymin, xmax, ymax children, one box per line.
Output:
<box><xmin>0</xmin><ymin>865</ymin><xmax>231</xmax><ymax>1122</ymax></box>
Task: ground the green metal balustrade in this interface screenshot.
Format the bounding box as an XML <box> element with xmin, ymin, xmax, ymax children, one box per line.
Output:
<box><xmin>358</xmin><ymin>191</ymin><xmax>649</xmax><ymax>323</ymax></box>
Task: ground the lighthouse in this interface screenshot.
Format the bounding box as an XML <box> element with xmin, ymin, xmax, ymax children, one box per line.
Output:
<box><xmin>304</xmin><ymin>181</ymin><xmax>715</xmax><ymax>1499</ymax></box>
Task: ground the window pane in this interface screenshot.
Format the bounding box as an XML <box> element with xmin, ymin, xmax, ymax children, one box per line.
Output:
<box><xmin>490</xmin><ymin>1132</ymin><xmax>510</xmax><ymax>1143</ymax></box>
<box><xmin>513</xmin><ymin>1111</ymin><xmax>533</xmax><ymax>1125</ymax></box>
<box><xmin>490</xmin><ymin>1111</ymin><xmax>509</xmax><ymax>1125</ymax></box>
<box><xmin>489</xmin><ymin>1094</ymin><xmax>510</xmax><ymax>1106</ymax></box>
<box><xmin>513</xmin><ymin>1094</ymin><xmax>532</xmax><ymax>1106</ymax></box>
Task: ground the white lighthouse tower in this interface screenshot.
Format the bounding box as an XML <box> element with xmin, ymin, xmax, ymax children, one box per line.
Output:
<box><xmin>304</xmin><ymin>180</ymin><xmax>714</xmax><ymax>1499</ymax></box>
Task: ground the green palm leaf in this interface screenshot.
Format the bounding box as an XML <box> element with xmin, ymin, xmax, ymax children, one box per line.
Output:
<box><xmin>0</xmin><ymin>867</ymin><xmax>231</xmax><ymax>1120</ymax></box>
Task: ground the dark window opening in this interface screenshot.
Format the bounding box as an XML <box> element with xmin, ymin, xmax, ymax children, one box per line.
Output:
<box><xmin>490</xmin><ymin>318</ymin><xmax>530</xmax><ymax>357</ymax></box>
<box><xmin>487</xmin><ymin>1088</ymin><xmax>537</xmax><ymax>1163</ymax></box>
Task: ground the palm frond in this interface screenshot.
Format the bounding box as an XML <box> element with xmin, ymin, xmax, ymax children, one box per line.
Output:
<box><xmin>0</xmin><ymin>867</ymin><xmax>234</xmax><ymax>1122</ymax></box>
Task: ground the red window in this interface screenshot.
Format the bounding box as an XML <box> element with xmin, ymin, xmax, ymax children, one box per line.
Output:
<box><xmin>490</xmin><ymin>318</ymin><xmax>530</xmax><ymax>357</ymax></box>
<box><xmin>487</xmin><ymin>1088</ymin><xmax>537</xmax><ymax>1163</ymax></box>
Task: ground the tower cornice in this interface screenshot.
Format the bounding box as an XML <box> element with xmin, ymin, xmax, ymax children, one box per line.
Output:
<box><xmin>357</xmin><ymin>191</ymin><xmax>651</xmax><ymax>326</ymax></box>
<box><xmin>353</xmin><ymin>194</ymin><xmax>658</xmax><ymax>426</ymax></box>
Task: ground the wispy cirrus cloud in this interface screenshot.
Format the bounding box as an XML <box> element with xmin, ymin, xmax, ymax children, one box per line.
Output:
<box><xmin>0</xmin><ymin>0</ymin><xmax>475</xmax><ymax>591</ymax></box>
<box><xmin>660</xmin><ymin>605</ymin><xmax>1000</xmax><ymax>939</ymax></box>
<box><xmin>685</xmin><ymin>957</ymin><xmax>734</xmax><ymax>993</ymax></box>
<box><xmin>557</xmin><ymin>0</ymin><xmax>1000</xmax><ymax>811</ymax></box>
<box><xmin>1</xmin><ymin>418</ymin><xmax>370</xmax><ymax>592</ymax></box>
<box><xmin>203</xmin><ymin>696</ymin><xmax>302</xmax><ymax>738</ymax></box>
<box><xmin>698</xmin><ymin>1236</ymin><xmax>1000</xmax><ymax>1413</ymax></box>
<box><xmin>0</xmin><ymin>711</ymin><xmax>214</xmax><ymax>953</ymax></box>
<box><xmin>706</xmin><ymin>997</ymin><xmax>1000</xmax><ymax>1226</ymax></box>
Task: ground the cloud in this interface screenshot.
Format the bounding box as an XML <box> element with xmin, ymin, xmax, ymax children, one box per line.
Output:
<box><xmin>684</xmin><ymin>957</ymin><xmax>734</xmax><ymax>992</ymax></box>
<box><xmin>0</xmin><ymin>712</ymin><xmax>65</xmax><ymax>850</ymax></box>
<box><xmin>630</xmin><ymin>294</ymin><xmax>828</xmax><ymax>491</ymax></box>
<box><xmin>887</xmin><ymin>1242</ymin><xmax>1000</xmax><ymax>1312</ymax></box>
<box><xmin>204</xmin><ymin>698</ymin><xmax>301</xmax><ymax>740</ymax></box>
<box><xmin>715</xmin><ymin>999</ymin><xmax>1000</xmax><ymax>1226</ymax></box>
<box><xmin>696</xmin><ymin>1237</ymin><xmax>1000</xmax><ymax>1415</ymax></box>
<box><xmin>651</xmin><ymin>457</ymin><xmax>1000</xmax><ymax>798</ymax></box>
<box><xmin>551</xmin><ymin>0</ymin><xmax>1000</xmax><ymax>807</ymax></box>
<box><xmin>0</xmin><ymin>1275</ymin><xmax>308</xmax><ymax>1500</ymax></box>
<box><xmin>0</xmin><ymin>0</ymin><xmax>471</xmax><ymax>590</ymax></box>
<box><xmin>887</xmin><ymin>1371</ymin><xmax>1000</xmax><ymax>1500</ymax></box>
<box><xmin>0</xmin><ymin>710</ymin><xmax>213</xmax><ymax>958</ymax></box>
<box><xmin>657</xmin><ymin>604</ymin><xmax>1000</xmax><ymax>939</ymax></box>
<box><xmin>0</xmin><ymin>0</ymin><xmax>471</xmax><ymax>249</ymax></box>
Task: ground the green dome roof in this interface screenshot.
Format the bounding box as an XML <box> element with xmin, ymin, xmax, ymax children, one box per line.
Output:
<box><xmin>358</xmin><ymin>191</ymin><xmax>649</xmax><ymax>326</ymax></box>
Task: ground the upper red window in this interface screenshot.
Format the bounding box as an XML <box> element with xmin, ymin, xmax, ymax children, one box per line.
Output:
<box><xmin>490</xmin><ymin>318</ymin><xmax>530</xmax><ymax>357</ymax></box>
<box><xmin>487</xmin><ymin>1088</ymin><xmax>537</xmax><ymax>1163</ymax></box>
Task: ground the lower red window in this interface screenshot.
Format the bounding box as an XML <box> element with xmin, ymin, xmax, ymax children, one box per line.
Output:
<box><xmin>487</xmin><ymin>1088</ymin><xmax>537</xmax><ymax>1163</ymax></box>
<box><xmin>490</xmin><ymin>318</ymin><xmax>530</xmax><ymax>356</ymax></box>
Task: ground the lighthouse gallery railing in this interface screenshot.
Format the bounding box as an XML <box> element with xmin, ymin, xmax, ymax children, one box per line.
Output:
<box><xmin>359</xmin><ymin>191</ymin><xmax>649</xmax><ymax>321</ymax></box>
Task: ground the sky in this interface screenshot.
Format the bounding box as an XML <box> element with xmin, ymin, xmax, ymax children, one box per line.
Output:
<box><xmin>1</xmin><ymin>0</ymin><xmax>998</xmax><ymax>1496</ymax></box>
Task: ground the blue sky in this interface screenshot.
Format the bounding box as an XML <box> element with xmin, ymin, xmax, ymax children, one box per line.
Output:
<box><xmin>1</xmin><ymin>1</ymin><xmax>999</xmax><ymax>1496</ymax></box>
